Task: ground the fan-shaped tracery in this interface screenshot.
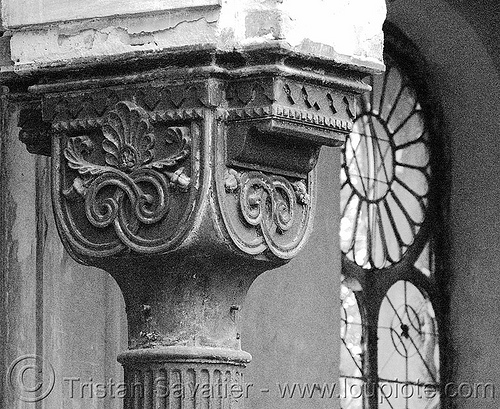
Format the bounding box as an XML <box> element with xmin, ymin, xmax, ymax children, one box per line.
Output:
<box><xmin>339</xmin><ymin>32</ymin><xmax>444</xmax><ymax>409</ymax></box>
<box><xmin>340</xmin><ymin>56</ymin><xmax>431</xmax><ymax>269</ymax></box>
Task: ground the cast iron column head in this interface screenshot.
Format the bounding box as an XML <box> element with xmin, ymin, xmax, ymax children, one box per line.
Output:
<box><xmin>18</xmin><ymin>50</ymin><xmax>367</xmax><ymax>274</ymax></box>
<box><xmin>15</xmin><ymin>48</ymin><xmax>370</xmax><ymax>408</ymax></box>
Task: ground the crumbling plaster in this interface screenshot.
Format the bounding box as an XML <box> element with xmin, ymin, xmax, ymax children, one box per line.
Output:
<box><xmin>2</xmin><ymin>0</ymin><xmax>385</xmax><ymax>72</ymax></box>
<box><xmin>218</xmin><ymin>0</ymin><xmax>385</xmax><ymax>64</ymax></box>
<box><xmin>2</xmin><ymin>0</ymin><xmax>222</xmax><ymax>27</ymax></box>
<box><xmin>9</xmin><ymin>10</ymin><xmax>220</xmax><ymax>65</ymax></box>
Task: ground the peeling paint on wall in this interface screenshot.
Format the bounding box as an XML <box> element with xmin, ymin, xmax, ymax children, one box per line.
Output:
<box><xmin>217</xmin><ymin>0</ymin><xmax>386</xmax><ymax>64</ymax></box>
<box><xmin>10</xmin><ymin>10</ymin><xmax>219</xmax><ymax>65</ymax></box>
<box><xmin>3</xmin><ymin>0</ymin><xmax>221</xmax><ymax>28</ymax></box>
<box><xmin>5</xmin><ymin>0</ymin><xmax>385</xmax><ymax>71</ymax></box>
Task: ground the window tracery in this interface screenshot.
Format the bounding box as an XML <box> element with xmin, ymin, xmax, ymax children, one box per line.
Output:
<box><xmin>339</xmin><ymin>26</ymin><xmax>447</xmax><ymax>409</ymax></box>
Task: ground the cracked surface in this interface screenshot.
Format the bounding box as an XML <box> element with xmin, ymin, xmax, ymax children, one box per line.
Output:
<box><xmin>5</xmin><ymin>0</ymin><xmax>385</xmax><ymax>71</ymax></box>
<box><xmin>10</xmin><ymin>11</ymin><xmax>219</xmax><ymax>65</ymax></box>
<box><xmin>3</xmin><ymin>0</ymin><xmax>221</xmax><ymax>27</ymax></box>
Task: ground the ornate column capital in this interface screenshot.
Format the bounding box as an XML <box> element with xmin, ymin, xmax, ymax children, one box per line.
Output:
<box><xmin>19</xmin><ymin>49</ymin><xmax>367</xmax><ymax>267</ymax></box>
<box><xmin>15</xmin><ymin>47</ymin><xmax>369</xmax><ymax>408</ymax></box>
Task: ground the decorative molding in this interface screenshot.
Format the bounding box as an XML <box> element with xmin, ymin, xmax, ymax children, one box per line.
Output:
<box><xmin>43</xmin><ymin>82</ymin><xmax>214</xmax><ymax>124</ymax></box>
<box><xmin>18</xmin><ymin>75</ymin><xmax>344</xmax><ymax>262</ymax></box>
<box><xmin>52</xmin><ymin>108</ymin><xmax>206</xmax><ymax>133</ymax></box>
<box><xmin>63</xmin><ymin>102</ymin><xmax>191</xmax><ymax>202</ymax></box>
<box><xmin>224</xmin><ymin>78</ymin><xmax>356</xmax><ymax>136</ymax></box>
<box><xmin>223</xmin><ymin>78</ymin><xmax>351</xmax><ymax>180</ymax></box>
<box><xmin>222</xmin><ymin>104</ymin><xmax>353</xmax><ymax>131</ymax></box>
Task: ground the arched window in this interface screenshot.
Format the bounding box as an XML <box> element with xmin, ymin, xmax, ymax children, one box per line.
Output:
<box><xmin>339</xmin><ymin>24</ymin><xmax>448</xmax><ymax>409</ymax></box>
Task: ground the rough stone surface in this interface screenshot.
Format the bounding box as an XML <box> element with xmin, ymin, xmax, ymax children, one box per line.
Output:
<box><xmin>2</xmin><ymin>0</ymin><xmax>385</xmax><ymax>72</ymax></box>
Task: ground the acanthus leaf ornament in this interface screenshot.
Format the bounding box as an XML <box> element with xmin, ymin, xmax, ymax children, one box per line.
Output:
<box><xmin>64</xmin><ymin>102</ymin><xmax>191</xmax><ymax>189</ymax></box>
<box><xmin>101</xmin><ymin>101</ymin><xmax>155</xmax><ymax>171</ymax></box>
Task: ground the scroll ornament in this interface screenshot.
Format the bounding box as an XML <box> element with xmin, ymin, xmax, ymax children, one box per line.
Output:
<box><xmin>62</xmin><ymin>101</ymin><xmax>191</xmax><ymax>252</ymax></box>
<box><xmin>224</xmin><ymin>169</ymin><xmax>312</xmax><ymax>260</ymax></box>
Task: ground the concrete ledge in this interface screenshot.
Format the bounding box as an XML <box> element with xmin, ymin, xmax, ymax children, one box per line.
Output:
<box><xmin>0</xmin><ymin>44</ymin><xmax>380</xmax><ymax>93</ymax></box>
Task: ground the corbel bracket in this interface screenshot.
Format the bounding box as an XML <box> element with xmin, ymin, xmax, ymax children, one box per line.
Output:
<box><xmin>224</xmin><ymin>77</ymin><xmax>354</xmax><ymax>178</ymax></box>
